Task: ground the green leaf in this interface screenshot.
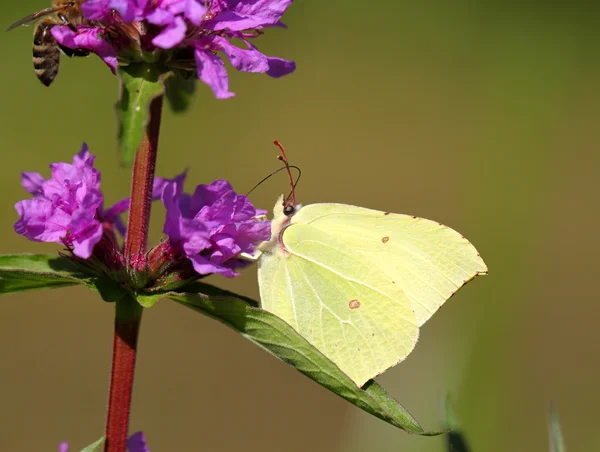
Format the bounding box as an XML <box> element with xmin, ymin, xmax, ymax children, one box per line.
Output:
<box><xmin>0</xmin><ymin>254</ymin><xmax>127</xmax><ymax>302</ymax></box>
<box><xmin>137</xmin><ymin>281</ymin><xmax>260</xmax><ymax>308</ymax></box>
<box><xmin>444</xmin><ymin>396</ymin><xmax>470</xmax><ymax>452</ymax></box>
<box><xmin>116</xmin><ymin>63</ymin><xmax>167</xmax><ymax>166</ymax></box>
<box><xmin>164</xmin><ymin>285</ymin><xmax>442</xmax><ymax>436</ymax></box>
<box><xmin>165</xmin><ymin>71</ymin><xmax>196</xmax><ymax>113</ymax></box>
<box><xmin>0</xmin><ymin>254</ymin><xmax>83</xmax><ymax>293</ymax></box>
<box><xmin>549</xmin><ymin>408</ymin><xmax>566</xmax><ymax>452</ymax></box>
<box><xmin>80</xmin><ymin>436</ymin><xmax>105</xmax><ymax>452</ymax></box>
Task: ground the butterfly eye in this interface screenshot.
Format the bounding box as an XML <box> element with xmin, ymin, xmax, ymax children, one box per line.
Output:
<box><xmin>283</xmin><ymin>205</ymin><xmax>295</xmax><ymax>216</ymax></box>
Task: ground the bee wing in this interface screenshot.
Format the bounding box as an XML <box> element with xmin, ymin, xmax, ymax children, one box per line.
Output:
<box><xmin>6</xmin><ymin>6</ymin><xmax>68</xmax><ymax>32</ymax></box>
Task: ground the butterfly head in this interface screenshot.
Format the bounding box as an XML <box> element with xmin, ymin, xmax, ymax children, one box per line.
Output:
<box><xmin>272</xmin><ymin>194</ymin><xmax>301</xmax><ymax>221</ymax></box>
<box><xmin>258</xmin><ymin>194</ymin><xmax>297</xmax><ymax>254</ymax></box>
<box><xmin>257</xmin><ymin>141</ymin><xmax>301</xmax><ymax>255</ymax></box>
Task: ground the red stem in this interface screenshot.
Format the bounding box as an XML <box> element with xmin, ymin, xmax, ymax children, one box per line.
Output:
<box><xmin>105</xmin><ymin>95</ymin><xmax>163</xmax><ymax>452</ymax></box>
<box><xmin>105</xmin><ymin>297</ymin><xmax>143</xmax><ymax>452</ymax></box>
<box><xmin>124</xmin><ymin>95</ymin><xmax>164</xmax><ymax>266</ymax></box>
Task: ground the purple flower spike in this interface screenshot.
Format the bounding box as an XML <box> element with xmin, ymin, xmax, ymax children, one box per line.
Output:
<box><xmin>51</xmin><ymin>0</ymin><xmax>296</xmax><ymax>98</ymax></box>
<box><xmin>15</xmin><ymin>144</ymin><xmax>104</xmax><ymax>259</ymax></box>
<box><xmin>14</xmin><ymin>144</ymin><xmax>146</xmax><ymax>260</ymax></box>
<box><xmin>162</xmin><ymin>178</ymin><xmax>270</xmax><ymax>277</ymax></box>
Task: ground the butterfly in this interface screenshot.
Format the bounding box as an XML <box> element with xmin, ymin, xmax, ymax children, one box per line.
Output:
<box><xmin>256</xmin><ymin>143</ymin><xmax>487</xmax><ymax>387</ymax></box>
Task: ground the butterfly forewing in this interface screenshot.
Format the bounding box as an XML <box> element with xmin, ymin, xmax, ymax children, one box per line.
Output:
<box><xmin>292</xmin><ymin>203</ymin><xmax>488</xmax><ymax>326</ymax></box>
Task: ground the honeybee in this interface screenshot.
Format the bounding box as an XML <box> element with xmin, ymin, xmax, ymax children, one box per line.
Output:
<box><xmin>6</xmin><ymin>1</ymin><xmax>91</xmax><ymax>86</ymax></box>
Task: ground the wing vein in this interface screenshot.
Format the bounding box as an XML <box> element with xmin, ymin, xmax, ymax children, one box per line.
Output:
<box><xmin>283</xmin><ymin>261</ymin><xmax>300</xmax><ymax>331</ymax></box>
<box><xmin>290</xmin><ymin>240</ymin><xmax>417</xmax><ymax>324</ymax></box>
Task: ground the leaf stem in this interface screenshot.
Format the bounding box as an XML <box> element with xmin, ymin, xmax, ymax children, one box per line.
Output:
<box><xmin>105</xmin><ymin>296</ymin><xmax>143</xmax><ymax>452</ymax></box>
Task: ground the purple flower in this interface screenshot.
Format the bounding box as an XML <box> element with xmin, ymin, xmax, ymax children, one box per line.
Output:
<box><xmin>15</xmin><ymin>144</ymin><xmax>105</xmax><ymax>259</ymax></box>
<box><xmin>59</xmin><ymin>431</ymin><xmax>149</xmax><ymax>452</ymax></box>
<box><xmin>14</xmin><ymin>144</ymin><xmax>185</xmax><ymax>259</ymax></box>
<box><xmin>51</xmin><ymin>0</ymin><xmax>296</xmax><ymax>98</ymax></box>
<box><xmin>161</xmin><ymin>178</ymin><xmax>270</xmax><ymax>277</ymax></box>
<box><xmin>127</xmin><ymin>431</ymin><xmax>150</xmax><ymax>452</ymax></box>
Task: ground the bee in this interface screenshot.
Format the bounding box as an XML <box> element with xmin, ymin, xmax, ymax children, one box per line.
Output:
<box><xmin>6</xmin><ymin>1</ymin><xmax>91</xmax><ymax>86</ymax></box>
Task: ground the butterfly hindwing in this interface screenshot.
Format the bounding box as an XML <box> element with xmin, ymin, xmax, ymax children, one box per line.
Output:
<box><xmin>258</xmin><ymin>222</ymin><xmax>419</xmax><ymax>387</ymax></box>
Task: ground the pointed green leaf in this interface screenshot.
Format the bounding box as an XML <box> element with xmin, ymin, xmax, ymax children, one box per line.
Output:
<box><xmin>116</xmin><ymin>63</ymin><xmax>167</xmax><ymax>166</ymax></box>
<box><xmin>549</xmin><ymin>408</ymin><xmax>566</xmax><ymax>452</ymax></box>
<box><xmin>80</xmin><ymin>436</ymin><xmax>105</xmax><ymax>452</ymax></box>
<box><xmin>0</xmin><ymin>254</ymin><xmax>83</xmax><ymax>293</ymax></box>
<box><xmin>165</xmin><ymin>71</ymin><xmax>196</xmax><ymax>113</ymax></box>
<box><xmin>0</xmin><ymin>254</ymin><xmax>127</xmax><ymax>302</ymax></box>
<box><xmin>444</xmin><ymin>396</ymin><xmax>470</xmax><ymax>452</ymax></box>
<box><xmin>163</xmin><ymin>285</ymin><xmax>442</xmax><ymax>435</ymax></box>
<box><xmin>136</xmin><ymin>282</ymin><xmax>259</xmax><ymax>308</ymax></box>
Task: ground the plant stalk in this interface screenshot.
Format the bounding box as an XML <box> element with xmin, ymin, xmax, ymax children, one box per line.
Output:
<box><xmin>105</xmin><ymin>95</ymin><xmax>163</xmax><ymax>452</ymax></box>
<box><xmin>105</xmin><ymin>297</ymin><xmax>143</xmax><ymax>452</ymax></box>
<box><xmin>124</xmin><ymin>95</ymin><xmax>164</xmax><ymax>266</ymax></box>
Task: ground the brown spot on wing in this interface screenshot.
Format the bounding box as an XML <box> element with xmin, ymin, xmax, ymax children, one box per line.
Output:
<box><xmin>348</xmin><ymin>299</ymin><xmax>361</xmax><ymax>309</ymax></box>
<box><xmin>382</xmin><ymin>236</ymin><xmax>390</xmax><ymax>243</ymax></box>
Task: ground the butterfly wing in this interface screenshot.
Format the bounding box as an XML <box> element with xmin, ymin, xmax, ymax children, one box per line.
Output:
<box><xmin>258</xmin><ymin>222</ymin><xmax>419</xmax><ymax>387</ymax></box>
<box><xmin>291</xmin><ymin>204</ymin><xmax>488</xmax><ymax>327</ymax></box>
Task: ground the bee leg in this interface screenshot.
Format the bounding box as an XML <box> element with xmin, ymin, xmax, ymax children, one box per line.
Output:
<box><xmin>55</xmin><ymin>13</ymin><xmax>90</xmax><ymax>58</ymax></box>
<box><xmin>57</xmin><ymin>13</ymin><xmax>78</xmax><ymax>32</ymax></box>
<box><xmin>58</xmin><ymin>44</ymin><xmax>90</xmax><ymax>58</ymax></box>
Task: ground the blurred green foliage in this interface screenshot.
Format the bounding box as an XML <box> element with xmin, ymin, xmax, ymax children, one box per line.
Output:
<box><xmin>0</xmin><ymin>1</ymin><xmax>598</xmax><ymax>451</ymax></box>
<box><xmin>549</xmin><ymin>408</ymin><xmax>566</xmax><ymax>452</ymax></box>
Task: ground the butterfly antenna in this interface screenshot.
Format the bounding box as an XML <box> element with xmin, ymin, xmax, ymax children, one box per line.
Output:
<box><xmin>273</xmin><ymin>140</ymin><xmax>299</xmax><ymax>208</ymax></box>
<box><xmin>246</xmin><ymin>164</ymin><xmax>301</xmax><ymax>197</ymax></box>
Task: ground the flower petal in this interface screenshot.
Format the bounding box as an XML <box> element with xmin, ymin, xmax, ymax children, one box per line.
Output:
<box><xmin>266</xmin><ymin>56</ymin><xmax>296</xmax><ymax>77</ymax></box>
<box><xmin>162</xmin><ymin>181</ymin><xmax>184</xmax><ymax>242</ymax></box>
<box><xmin>126</xmin><ymin>431</ymin><xmax>150</xmax><ymax>452</ymax></box>
<box><xmin>153</xmin><ymin>170</ymin><xmax>188</xmax><ymax>201</ymax></box>
<box><xmin>70</xmin><ymin>221</ymin><xmax>103</xmax><ymax>259</ymax></box>
<box><xmin>189</xmin><ymin>179</ymin><xmax>234</xmax><ymax>215</ymax></box>
<box><xmin>51</xmin><ymin>26</ymin><xmax>118</xmax><ymax>71</ymax></box>
<box><xmin>188</xmin><ymin>253</ymin><xmax>238</xmax><ymax>277</ymax></box>
<box><xmin>152</xmin><ymin>16</ymin><xmax>187</xmax><ymax>48</ymax></box>
<box><xmin>182</xmin><ymin>0</ymin><xmax>207</xmax><ymax>25</ymax></box>
<box><xmin>194</xmin><ymin>49</ymin><xmax>235</xmax><ymax>99</ymax></box>
<box><xmin>209</xmin><ymin>0</ymin><xmax>294</xmax><ymax>31</ymax></box>
<box><xmin>21</xmin><ymin>172</ymin><xmax>45</xmax><ymax>195</ymax></box>
<box><xmin>214</xmin><ymin>37</ymin><xmax>268</xmax><ymax>73</ymax></box>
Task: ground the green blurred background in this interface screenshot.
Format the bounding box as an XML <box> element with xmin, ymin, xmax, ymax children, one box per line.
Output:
<box><xmin>1</xmin><ymin>1</ymin><xmax>599</xmax><ymax>451</ymax></box>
